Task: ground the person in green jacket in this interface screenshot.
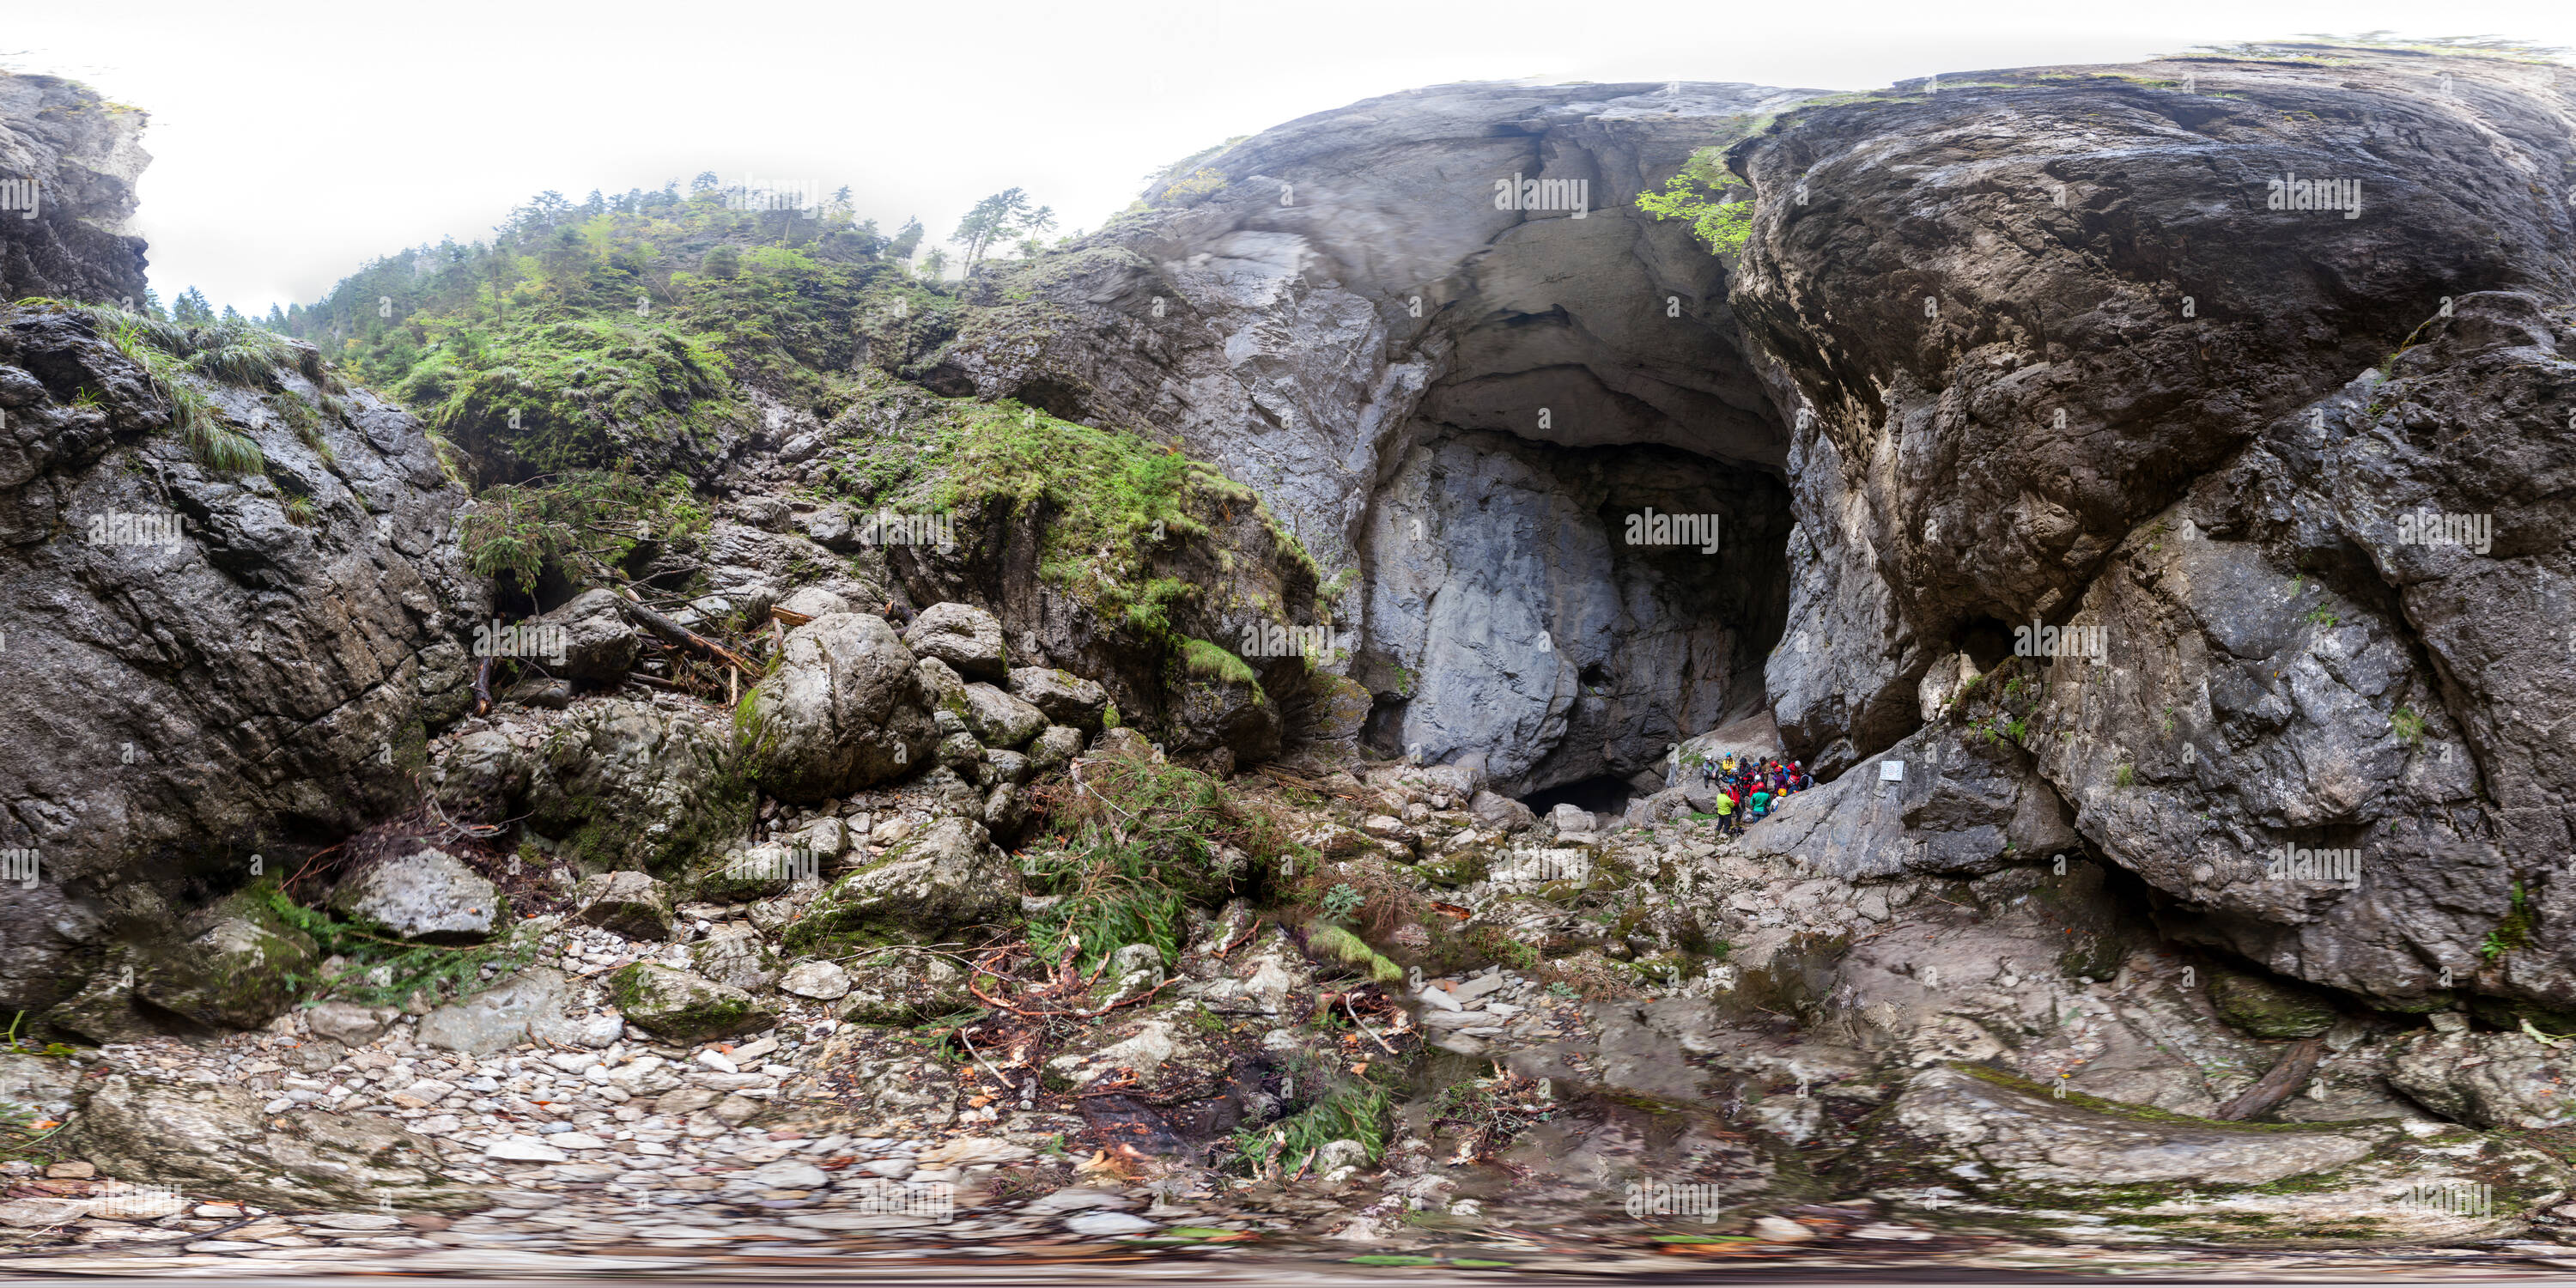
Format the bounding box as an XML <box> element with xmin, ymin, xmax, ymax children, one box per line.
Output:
<box><xmin>1746</xmin><ymin>787</ymin><xmax>1774</xmax><ymax>820</ymax></box>
<box><xmin>1711</xmin><ymin>789</ymin><xmax>1735</xmax><ymax>835</ymax></box>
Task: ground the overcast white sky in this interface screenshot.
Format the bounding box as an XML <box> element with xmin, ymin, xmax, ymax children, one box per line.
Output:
<box><xmin>7</xmin><ymin>0</ymin><xmax>2568</xmax><ymax>315</ymax></box>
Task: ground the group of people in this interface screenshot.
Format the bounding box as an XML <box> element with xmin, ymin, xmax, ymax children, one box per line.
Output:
<box><xmin>1698</xmin><ymin>752</ymin><xmax>1814</xmax><ymax>834</ymax></box>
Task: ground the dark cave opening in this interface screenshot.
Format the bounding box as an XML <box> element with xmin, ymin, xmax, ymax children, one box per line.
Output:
<box><xmin>1520</xmin><ymin>774</ymin><xmax>1643</xmax><ymax>819</ymax></box>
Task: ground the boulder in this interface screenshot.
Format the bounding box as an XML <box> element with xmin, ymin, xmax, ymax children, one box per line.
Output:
<box><xmin>744</xmin><ymin>612</ymin><xmax>938</xmax><ymax>804</ymax></box>
<box><xmin>1025</xmin><ymin>726</ymin><xmax>1085</xmax><ymax>775</ymax></box>
<box><xmin>132</xmin><ymin>890</ymin><xmax>319</xmax><ymax>1030</ymax></box>
<box><xmin>416</xmin><ymin>968</ymin><xmax>574</xmax><ymax>1055</ymax></box>
<box><xmin>607</xmin><ymin>963</ymin><xmax>775</xmax><ymax>1043</ymax></box>
<box><xmin>304</xmin><ymin>1000</ymin><xmax>401</xmax><ymax>1047</ymax></box>
<box><xmin>902</xmin><ymin>602</ymin><xmax>1007</xmax><ymax>680</ymax></box>
<box><xmin>1741</xmin><ymin>720</ymin><xmax>2076</xmax><ymax>880</ymax></box>
<box><xmin>1468</xmin><ymin>790</ymin><xmax>1536</xmax><ymax>832</ymax></box>
<box><xmin>797</xmin><ymin>507</ymin><xmax>860</xmax><ymax>553</ymax></box>
<box><xmin>0</xmin><ymin>1054</ymin><xmax>79</xmax><ymax>1119</ymax></box>
<box><xmin>690</xmin><ymin>923</ymin><xmax>780</xmax><ymax>993</ymax></box>
<box><xmin>983</xmin><ymin>781</ymin><xmax>1029</xmax><ymax>845</ymax></box>
<box><xmin>692</xmin><ymin>841</ymin><xmax>818</xmax><ymax>904</ymax></box>
<box><xmin>777</xmin><ymin>586</ymin><xmax>854</xmax><ymax>618</ymax></box>
<box><xmin>67</xmin><ymin>1073</ymin><xmax>475</xmax><ymax>1210</ymax></box>
<box><xmin>537</xmin><ymin>587</ymin><xmax>640</xmax><ymax>683</ymax></box>
<box><xmin>2207</xmin><ymin>967</ymin><xmax>2340</xmax><ymax>1040</ymax></box>
<box><xmin>836</xmin><ymin>947</ymin><xmax>975</xmax><ymax>1025</ymax></box>
<box><xmin>569</xmin><ymin>871</ymin><xmax>675</xmax><ymax>941</ymax></box>
<box><xmin>1546</xmin><ymin>804</ymin><xmax>1595</xmax><ymax>835</ymax></box>
<box><xmin>779</xmin><ymin>959</ymin><xmax>852</xmax><ymax>1000</ymax></box>
<box><xmin>325</xmin><ymin>847</ymin><xmax>501</xmax><ymax>943</ymax></box>
<box><xmin>428</xmin><ymin>729</ymin><xmax>525</xmax><ymax>822</ymax></box>
<box><xmin>523</xmin><ymin>699</ymin><xmax>742</xmax><ymax>872</ymax></box>
<box><xmin>784</xmin><ymin>817</ymin><xmax>1019</xmax><ymax>955</ymax></box>
<box><xmin>1005</xmin><ymin>666</ymin><xmax>1109</xmax><ymax>732</ymax></box>
<box><xmin>957</xmin><ymin>683</ymin><xmax>1047</xmax><ymax>749</ymax></box>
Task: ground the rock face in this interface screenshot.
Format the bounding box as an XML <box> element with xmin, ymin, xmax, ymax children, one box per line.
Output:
<box><xmin>745</xmin><ymin>611</ymin><xmax>938</xmax><ymax>803</ymax></box>
<box><xmin>1360</xmin><ymin>433</ymin><xmax>1790</xmax><ymax>791</ymax></box>
<box><xmin>926</xmin><ymin>52</ymin><xmax>2576</xmax><ymax>1017</ymax></box>
<box><xmin>1735</xmin><ymin>59</ymin><xmax>2576</xmax><ymax>781</ymax></box>
<box><xmin>0</xmin><ymin>73</ymin><xmax>149</xmax><ymax>305</ymax></box>
<box><xmin>0</xmin><ymin>301</ymin><xmax>477</xmax><ymax>1021</ymax></box>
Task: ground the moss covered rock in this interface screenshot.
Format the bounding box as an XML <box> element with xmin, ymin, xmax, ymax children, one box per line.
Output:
<box><xmin>570</xmin><ymin>870</ymin><xmax>675</xmax><ymax>940</ymax></box>
<box><xmin>2208</xmin><ymin>967</ymin><xmax>2340</xmax><ymax>1039</ymax></box>
<box><xmin>781</xmin><ymin>817</ymin><xmax>1018</xmax><ymax>955</ymax></box>
<box><xmin>525</xmin><ymin>699</ymin><xmax>744</xmax><ymax>873</ymax></box>
<box><xmin>607</xmin><ymin>963</ymin><xmax>775</xmax><ymax>1043</ymax></box>
<box><xmin>133</xmin><ymin>891</ymin><xmax>319</xmax><ymax>1030</ymax></box>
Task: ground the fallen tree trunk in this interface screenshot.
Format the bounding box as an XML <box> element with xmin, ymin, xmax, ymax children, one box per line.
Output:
<box><xmin>617</xmin><ymin>588</ymin><xmax>756</xmax><ymax>674</ymax></box>
<box><xmin>2214</xmin><ymin>1037</ymin><xmax>2326</xmax><ymax>1121</ymax></box>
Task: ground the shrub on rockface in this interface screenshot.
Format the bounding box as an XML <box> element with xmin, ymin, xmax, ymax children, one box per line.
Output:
<box><xmin>398</xmin><ymin>318</ymin><xmax>737</xmax><ymax>477</ymax></box>
<box><xmin>1016</xmin><ymin>738</ymin><xmax>1312</xmax><ymax>974</ymax></box>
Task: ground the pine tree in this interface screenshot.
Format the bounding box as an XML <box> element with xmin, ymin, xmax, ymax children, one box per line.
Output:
<box><xmin>173</xmin><ymin>287</ymin><xmax>214</xmax><ymax>325</ymax></box>
<box><xmin>887</xmin><ymin>217</ymin><xmax>924</xmax><ymax>261</ymax></box>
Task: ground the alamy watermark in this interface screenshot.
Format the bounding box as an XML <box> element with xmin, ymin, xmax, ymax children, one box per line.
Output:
<box><xmin>1624</xmin><ymin>507</ymin><xmax>1721</xmax><ymax>554</ymax></box>
<box><xmin>1</xmin><ymin>848</ymin><xmax>35</xmax><ymax>890</ymax></box>
<box><xmin>2014</xmin><ymin>620</ymin><xmax>2106</xmax><ymax>665</ymax></box>
<box><xmin>2399</xmin><ymin>1181</ymin><xmax>2492</xmax><ymax>1217</ymax></box>
<box><xmin>2266</xmin><ymin>172</ymin><xmax>2362</xmax><ymax>219</ymax></box>
<box><xmin>88</xmin><ymin>511</ymin><xmax>186</xmax><ymax>552</ymax></box>
<box><xmin>855</xmin><ymin>511</ymin><xmax>956</xmax><ymax>550</ymax></box>
<box><xmin>88</xmin><ymin>1182</ymin><xmax>184</xmax><ymax>1218</ymax></box>
<box><xmin>726</xmin><ymin>845</ymin><xmax>820</xmax><ymax>885</ymax></box>
<box><xmin>473</xmin><ymin>618</ymin><xmax>568</xmax><ymax>667</ymax></box>
<box><xmin>725</xmin><ymin>175</ymin><xmax>823</xmax><ymax>218</ymax></box>
<box><xmin>1488</xmin><ymin>842</ymin><xmax>1591</xmax><ymax>888</ymax></box>
<box><xmin>2207</xmin><ymin>844</ymin><xmax>2362</xmax><ymax>884</ymax></box>
<box><xmin>845</xmin><ymin>1178</ymin><xmax>953</xmax><ymax>1223</ymax></box>
<box><xmin>2396</xmin><ymin>510</ymin><xmax>2493</xmax><ymax>555</ymax></box>
<box><xmin>0</xmin><ymin>177</ymin><xmax>36</xmax><ymax>221</ymax></box>
<box><xmin>1624</xmin><ymin>1179</ymin><xmax>1728</xmax><ymax>1218</ymax></box>
<box><xmin>1494</xmin><ymin>173</ymin><xmax>1589</xmax><ymax>218</ymax></box>
<box><xmin>1239</xmin><ymin>621</ymin><xmax>1344</xmax><ymax>659</ymax></box>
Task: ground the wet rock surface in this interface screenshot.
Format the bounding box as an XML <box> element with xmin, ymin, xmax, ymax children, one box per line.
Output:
<box><xmin>10</xmin><ymin>41</ymin><xmax>2576</xmax><ymax>1283</ymax></box>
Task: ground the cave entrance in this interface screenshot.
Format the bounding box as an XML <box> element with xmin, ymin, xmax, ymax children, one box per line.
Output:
<box><xmin>1357</xmin><ymin>204</ymin><xmax>1795</xmax><ymax>798</ymax></box>
<box><xmin>1520</xmin><ymin>774</ymin><xmax>1646</xmax><ymax>821</ymax></box>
